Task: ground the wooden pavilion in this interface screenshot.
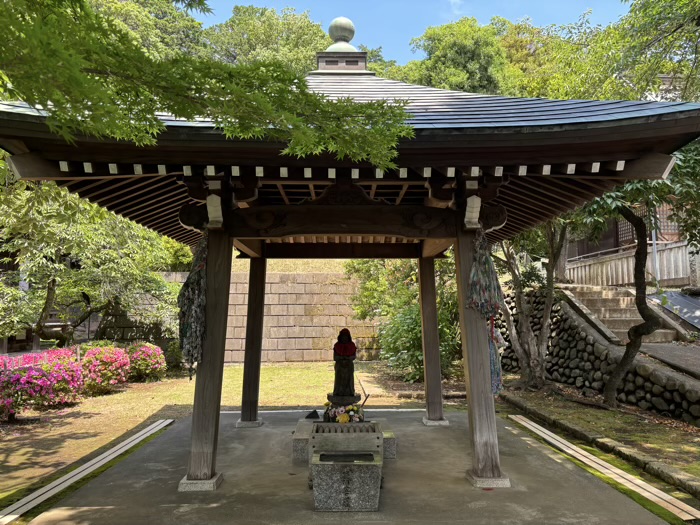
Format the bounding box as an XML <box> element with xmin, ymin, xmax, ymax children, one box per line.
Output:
<box><xmin>3</xmin><ymin>18</ymin><xmax>700</xmax><ymax>490</ymax></box>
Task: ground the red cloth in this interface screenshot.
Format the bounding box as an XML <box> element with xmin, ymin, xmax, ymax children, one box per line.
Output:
<box><xmin>334</xmin><ymin>342</ymin><xmax>357</xmax><ymax>357</ymax></box>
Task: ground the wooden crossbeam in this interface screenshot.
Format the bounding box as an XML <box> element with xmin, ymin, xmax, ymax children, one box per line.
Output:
<box><xmin>228</xmin><ymin>205</ymin><xmax>457</xmax><ymax>239</ymax></box>
<box><xmin>234</xmin><ymin>239</ymin><xmax>264</xmax><ymax>258</ymax></box>
<box><xmin>396</xmin><ymin>184</ymin><xmax>409</xmax><ymax>205</ymax></box>
<box><xmin>276</xmin><ymin>184</ymin><xmax>290</xmax><ymax>205</ymax></box>
<box><xmin>422</xmin><ymin>239</ymin><xmax>454</xmax><ymax>258</ymax></box>
<box><xmin>621</xmin><ymin>153</ymin><xmax>675</xmax><ymax>180</ymax></box>
<box><xmin>260</xmin><ymin>242</ymin><xmax>423</xmax><ymax>259</ymax></box>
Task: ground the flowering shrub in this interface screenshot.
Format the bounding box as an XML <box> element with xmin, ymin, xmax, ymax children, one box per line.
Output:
<box><xmin>0</xmin><ymin>347</ymin><xmax>77</xmax><ymax>370</ymax></box>
<box><xmin>323</xmin><ymin>402</ymin><xmax>364</xmax><ymax>423</ymax></box>
<box><xmin>82</xmin><ymin>347</ymin><xmax>130</xmax><ymax>395</ymax></box>
<box><xmin>126</xmin><ymin>342</ymin><xmax>166</xmax><ymax>382</ymax></box>
<box><xmin>0</xmin><ymin>359</ymin><xmax>83</xmax><ymax>420</ymax></box>
<box><xmin>1</xmin><ymin>366</ymin><xmax>46</xmax><ymax>420</ymax></box>
<box><xmin>41</xmin><ymin>360</ymin><xmax>84</xmax><ymax>406</ymax></box>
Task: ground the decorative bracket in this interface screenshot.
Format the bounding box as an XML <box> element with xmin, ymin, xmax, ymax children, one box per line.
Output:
<box><xmin>304</xmin><ymin>180</ymin><xmax>386</xmax><ymax>206</ymax></box>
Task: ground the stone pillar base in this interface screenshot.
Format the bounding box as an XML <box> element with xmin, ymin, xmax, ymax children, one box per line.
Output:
<box><xmin>422</xmin><ymin>416</ymin><xmax>450</xmax><ymax>427</ymax></box>
<box><xmin>466</xmin><ymin>470</ymin><xmax>511</xmax><ymax>488</ymax></box>
<box><xmin>178</xmin><ymin>472</ymin><xmax>224</xmax><ymax>492</ymax></box>
<box><xmin>236</xmin><ymin>418</ymin><xmax>264</xmax><ymax>428</ymax></box>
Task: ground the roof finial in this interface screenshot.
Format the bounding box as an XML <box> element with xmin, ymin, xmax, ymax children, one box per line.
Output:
<box><xmin>326</xmin><ymin>17</ymin><xmax>358</xmax><ymax>52</ymax></box>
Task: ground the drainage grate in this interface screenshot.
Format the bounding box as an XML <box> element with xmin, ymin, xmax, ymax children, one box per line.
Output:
<box><xmin>313</xmin><ymin>423</ymin><xmax>378</xmax><ymax>434</ymax></box>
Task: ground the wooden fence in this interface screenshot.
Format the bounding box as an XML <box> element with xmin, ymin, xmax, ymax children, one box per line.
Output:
<box><xmin>566</xmin><ymin>241</ymin><xmax>691</xmax><ymax>287</ymax></box>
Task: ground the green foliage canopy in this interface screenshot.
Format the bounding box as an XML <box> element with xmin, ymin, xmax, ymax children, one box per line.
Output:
<box><xmin>365</xmin><ymin>18</ymin><xmax>512</xmax><ymax>95</ymax></box>
<box><xmin>0</xmin><ymin>0</ymin><xmax>411</xmax><ymax>169</ymax></box>
<box><xmin>203</xmin><ymin>6</ymin><xmax>331</xmax><ymax>75</ymax></box>
<box><xmin>345</xmin><ymin>256</ymin><xmax>461</xmax><ymax>382</ymax></box>
<box><xmin>0</xmin><ymin>176</ymin><xmax>187</xmax><ymax>341</ymax></box>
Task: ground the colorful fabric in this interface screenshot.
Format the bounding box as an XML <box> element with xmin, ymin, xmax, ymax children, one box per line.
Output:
<box><xmin>466</xmin><ymin>234</ymin><xmax>505</xmax><ymax>395</ymax></box>
<box><xmin>178</xmin><ymin>233</ymin><xmax>208</xmax><ymax>378</ymax></box>
<box><xmin>489</xmin><ymin>320</ymin><xmax>503</xmax><ymax>395</ymax></box>
<box><xmin>467</xmin><ymin>235</ymin><xmax>505</xmax><ymax>317</ymax></box>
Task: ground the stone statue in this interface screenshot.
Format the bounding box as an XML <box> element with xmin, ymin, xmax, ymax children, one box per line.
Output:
<box><xmin>329</xmin><ymin>329</ymin><xmax>360</xmax><ymax>403</ymax></box>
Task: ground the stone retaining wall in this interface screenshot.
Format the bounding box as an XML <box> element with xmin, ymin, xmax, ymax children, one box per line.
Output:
<box><xmin>500</xmin><ymin>292</ymin><xmax>700</xmax><ymax>427</ymax></box>
<box><xmin>226</xmin><ymin>273</ymin><xmax>378</xmax><ymax>363</ymax></box>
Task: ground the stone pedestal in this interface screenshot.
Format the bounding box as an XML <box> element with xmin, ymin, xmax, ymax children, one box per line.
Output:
<box><xmin>178</xmin><ymin>472</ymin><xmax>224</xmax><ymax>492</ymax></box>
<box><xmin>235</xmin><ymin>418</ymin><xmax>264</xmax><ymax>428</ymax></box>
<box><xmin>422</xmin><ymin>416</ymin><xmax>450</xmax><ymax>427</ymax></box>
<box><xmin>466</xmin><ymin>470</ymin><xmax>511</xmax><ymax>488</ymax></box>
<box><xmin>327</xmin><ymin>394</ymin><xmax>361</xmax><ymax>406</ymax></box>
<box><xmin>310</xmin><ymin>451</ymin><xmax>382</xmax><ymax>511</ymax></box>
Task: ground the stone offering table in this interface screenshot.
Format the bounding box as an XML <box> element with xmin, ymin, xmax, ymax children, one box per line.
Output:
<box><xmin>292</xmin><ymin>419</ymin><xmax>397</xmax><ymax>463</ymax></box>
<box><xmin>310</xmin><ymin>451</ymin><xmax>383</xmax><ymax>511</ymax></box>
<box><xmin>307</xmin><ymin>422</ymin><xmax>384</xmax><ymax>511</ymax></box>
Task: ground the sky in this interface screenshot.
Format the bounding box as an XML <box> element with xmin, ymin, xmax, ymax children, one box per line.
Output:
<box><xmin>194</xmin><ymin>0</ymin><xmax>630</xmax><ymax>64</ymax></box>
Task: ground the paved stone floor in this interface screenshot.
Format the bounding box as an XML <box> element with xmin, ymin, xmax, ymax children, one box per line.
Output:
<box><xmin>30</xmin><ymin>410</ymin><xmax>665</xmax><ymax>525</ymax></box>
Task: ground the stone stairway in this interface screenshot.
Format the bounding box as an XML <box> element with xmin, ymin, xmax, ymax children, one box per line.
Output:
<box><xmin>566</xmin><ymin>286</ymin><xmax>678</xmax><ymax>343</ymax></box>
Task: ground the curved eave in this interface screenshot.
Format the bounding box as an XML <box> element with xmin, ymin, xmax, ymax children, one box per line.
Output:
<box><xmin>1</xmin><ymin>84</ymin><xmax>700</xmax><ymax>251</ymax></box>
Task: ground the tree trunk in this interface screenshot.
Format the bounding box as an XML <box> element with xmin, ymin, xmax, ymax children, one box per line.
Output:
<box><xmin>501</xmin><ymin>304</ymin><xmax>533</xmax><ymax>385</ymax></box>
<box><xmin>533</xmin><ymin>222</ymin><xmax>568</xmax><ymax>389</ymax></box>
<box><xmin>603</xmin><ymin>206</ymin><xmax>663</xmax><ymax>407</ymax></box>
<box><xmin>500</xmin><ymin>241</ymin><xmax>539</xmax><ymax>388</ymax></box>
<box><xmin>94</xmin><ymin>299</ymin><xmax>117</xmax><ymax>340</ymax></box>
<box><xmin>66</xmin><ymin>302</ymin><xmax>108</xmax><ymax>346</ymax></box>
<box><xmin>34</xmin><ymin>277</ymin><xmax>69</xmax><ymax>346</ymax></box>
<box><xmin>555</xmin><ymin>231</ymin><xmax>569</xmax><ymax>283</ymax></box>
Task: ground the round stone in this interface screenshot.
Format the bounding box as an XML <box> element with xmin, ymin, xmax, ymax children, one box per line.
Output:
<box><xmin>329</xmin><ymin>17</ymin><xmax>355</xmax><ymax>43</ymax></box>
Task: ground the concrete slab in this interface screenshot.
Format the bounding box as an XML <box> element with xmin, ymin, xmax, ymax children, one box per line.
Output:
<box><xmin>642</xmin><ymin>342</ymin><xmax>700</xmax><ymax>380</ymax></box>
<box><xmin>29</xmin><ymin>410</ymin><xmax>666</xmax><ymax>525</ymax></box>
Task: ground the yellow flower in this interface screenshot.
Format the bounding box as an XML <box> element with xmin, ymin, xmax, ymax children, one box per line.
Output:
<box><xmin>338</xmin><ymin>413</ymin><xmax>351</xmax><ymax>424</ymax></box>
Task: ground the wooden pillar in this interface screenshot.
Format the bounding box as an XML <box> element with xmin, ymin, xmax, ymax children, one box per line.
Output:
<box><xmin>418</xmin><ymin>257</ymin><xmax>447</xmax><ymax>425</ymax></box>
<box><xmin>454</xmin><ymin>227</ymin><xmax>509</xmax><ymax>486</ymax></box>
<box><xmin>0</xmin><ymin>338</ymin><xmax>7</xmax><ymax>354</ymax></box>
<box><xmin>183</xmin><ymin>230</ymin><xmax>233</xmax><ymax>488</ymax></box>
<box><xmin>239</xmin><ymin>257</ymin><xmax>267</xmax><ymax>426</ymax></box>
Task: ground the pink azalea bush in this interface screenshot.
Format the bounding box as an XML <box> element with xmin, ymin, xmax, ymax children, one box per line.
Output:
<box><xmin>126</xmin><ymin>342</ymin><xmax>166</xmax><ymax>382</ymax></box>
<box><xmin>0</xmin><ymin>347</ymin><xmax>77</xmax><ymax>370</ymax></box>
<box><xmin>0</xmin><ymin>358</ymin><xmax>83</xmax><ymax>420</ymax></box>
<box><xmin>81</xmin><ymin>347</ymin><xmax>130</xmax><ymax>395</ymax></box>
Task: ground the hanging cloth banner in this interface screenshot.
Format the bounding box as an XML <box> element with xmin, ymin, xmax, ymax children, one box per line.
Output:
<box><xmin>178</xmin><ymin>233</ymin><xmax>208</xmax><ymax>378</ymax></box>
<box><xmin>467</xmin><ymin>234</ymin><xmax>506</xmax><ymax>395</ymax></box>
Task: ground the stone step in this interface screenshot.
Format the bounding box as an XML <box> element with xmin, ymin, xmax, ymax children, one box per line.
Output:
<box><xmin>612</xmin><ymin>329</ymin><xmax>677</xmax><ymax>343</ymax></box>
<box><xmin>589</xmin><ymin>307</ymin><xmax>643</xmax><ymax>319</ymax></box>
<box><xmin>558</xmin><ymin>284</ymin><xmax>608</xmax><ymax>292</ymax></box>
<box><xmin>574</xmin><ymin>290</ymin><xmax>631</xmax><ymax>299</ymax></box>
<box><xmin>579</xmin><ymin>297</ymin><xmax>636</xmax><ymax>309</ymax></box>
<box><xmin>603</xmin><ymin>318</ymin><xmax>644</xmax><ymax>330</ymax></box>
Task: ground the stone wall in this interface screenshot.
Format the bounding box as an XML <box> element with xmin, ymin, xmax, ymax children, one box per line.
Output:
<box><xmin>226</xmin><ymin>272</ymin><xmax>378</xmax><ymax>363</ymax></box>
<box><xmin>500</xmin><ymin>292</ymin><xmax>700</xmax><ymax>427</ymax></box>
